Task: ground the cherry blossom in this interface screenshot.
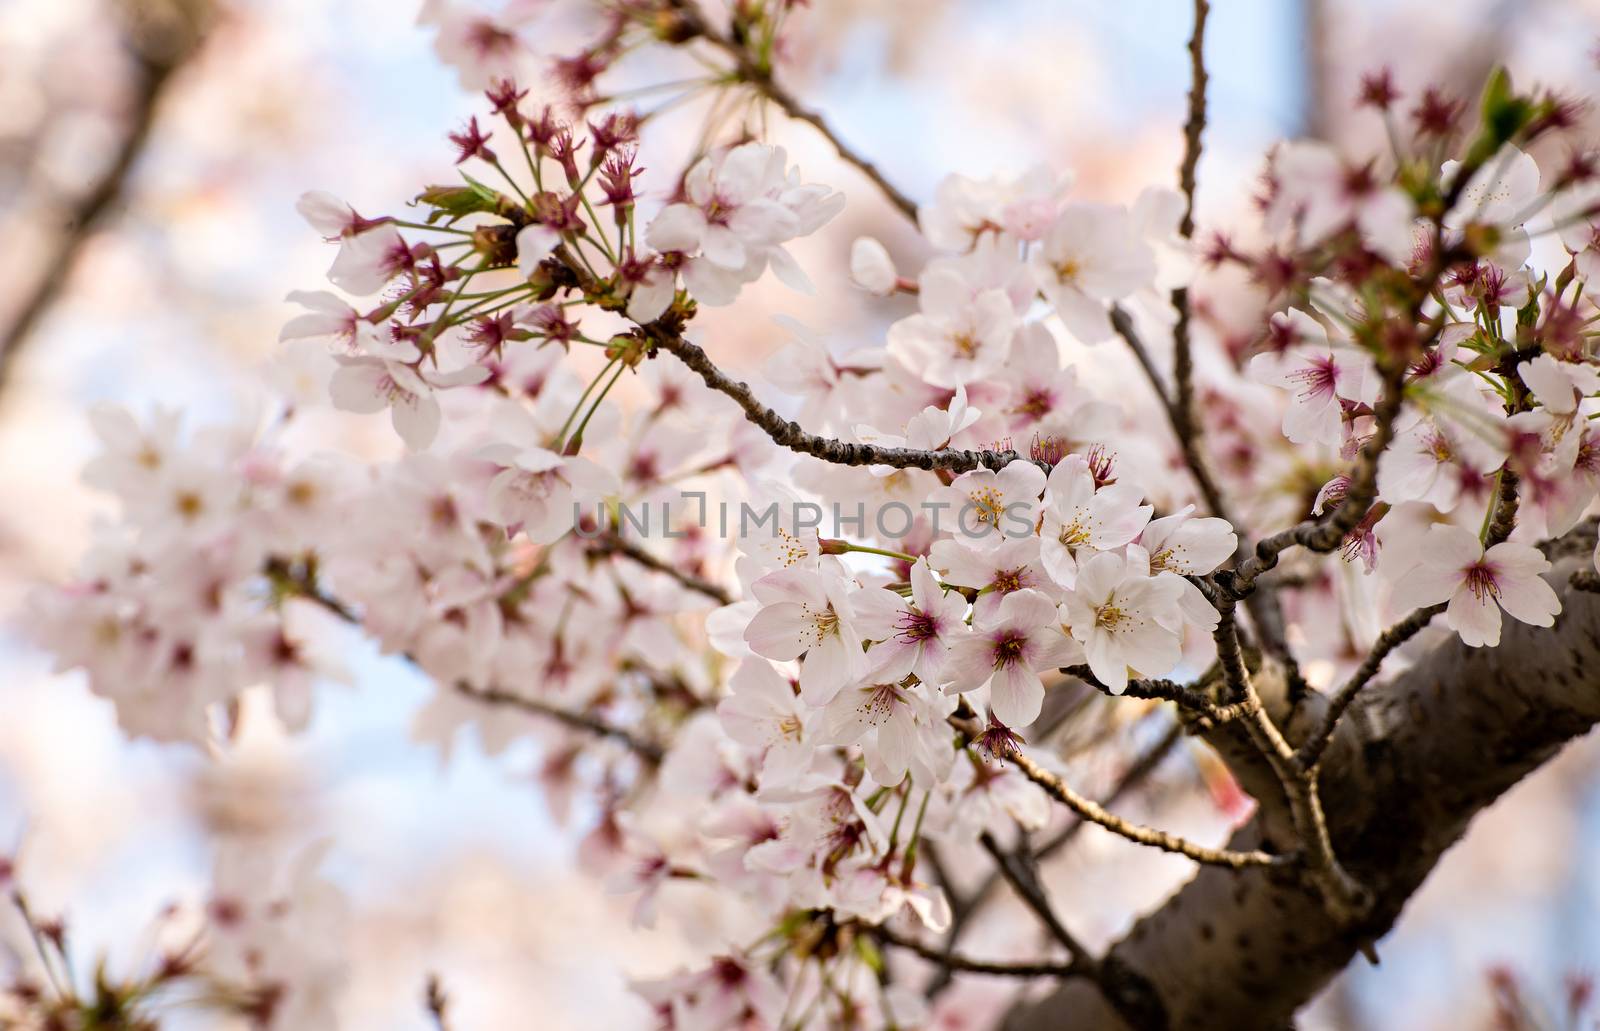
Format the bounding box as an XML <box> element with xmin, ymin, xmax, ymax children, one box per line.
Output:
<box><xmin>1388</xmin><ymin>524</ymin><xmax>1559</xmax><ymax>647</ymax></box>
<box><xmin>1269</xmin><ymin>141</ymin><xmax>1414</xmax><ymax>262</ymax></box>
<box><xmin>1249</xmin><ymin>308</ymin><xmax>1377</xmax><ymax>446</ymax></box>
<box><xmin>1030</xmin><ymin>202</ymin><xmax>1157</xmax><ymax>343</ymax></box>
<box><xmin>946</xmin><ymin>589</ymin><xmax>1080</xmax><ymax>727</ymax></box>
<box><xmin>849</xmin><ymin>235</ymin><xmax>897</xmax><ymax>294</ymax></box>
<box><xmin>1060</xmin><ymin>547</ymin><xmax>1186</xmax><ymax>692</ymax></box>
<box><xmin>327</xmin><ymin>353</ymin><xmax>487</xmax><ymax>451</ymax></box>
<box><xmin>929</xmin><ymin>535</ymin><xmax>1057</xmax><ymax>622</ymax></box>
<box><xmin>886</xmin><ymin>273</ymin><xmax>1018</xmax><ymax>388</ymax></box>
<box><xmin>1036</xmin><ymin>454</ymin><xmax>1152</xmax><ymax>589</ymax></box>
<box><xmin>743</xmin><ymin>566</ymin><xmax>899</xmax><ymax>704</ymax></box>
<box><xmin>866</xmin><ymin>558</ymin><xmax>972</xmax><ymax>686</ymax></box>
<box><xmin>929</xmin><ymin>461</ymin><xmax>1046</xmax><ymax>545</ymax></box>
<box><xmin>645</xmin><ymin>142</ymin><xmax>843</xmax><ymax>305</ymax></box>
<box><xmin>716</xmin><ymin>659</ymin><xmax>814</xmax><ymax>788</ymax></box>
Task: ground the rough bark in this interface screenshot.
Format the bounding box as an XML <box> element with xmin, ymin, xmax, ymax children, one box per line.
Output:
<box><xmin>1005</xmin><ymin>539</ymin><xmax>1600</xmax><ymax>1030</ymax></box>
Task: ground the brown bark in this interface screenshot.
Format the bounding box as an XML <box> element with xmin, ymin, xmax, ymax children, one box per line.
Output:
<box><xmin>1005</xmin><ymin>536</ymin><xmax>1600</xmax><ymax>1030</ymax></box>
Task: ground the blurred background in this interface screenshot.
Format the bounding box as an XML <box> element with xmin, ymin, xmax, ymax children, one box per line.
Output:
<box><xmin>3</xmin><ymin>0</ymin><xmax>1600</xmax><ymax>1026</ymax></box>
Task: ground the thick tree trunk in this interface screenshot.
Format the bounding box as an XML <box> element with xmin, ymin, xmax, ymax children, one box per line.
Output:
<box><xmin>1005</xmin><ymin>538</ymin><xmax>1600</xmax><ymax>1030</ymax></box>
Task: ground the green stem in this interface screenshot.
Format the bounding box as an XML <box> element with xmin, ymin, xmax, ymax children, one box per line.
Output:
<box><xmin>555</xmin><ymin>356</ymin><xmax>619</xmax><ymax>447</ymax></box>
<box><xmin>886</xmin><ymin>785</ymin><xmax>912</xmax><ymax>852</ymax></box>
<box><xmin>390</xmin><ymin>219</ymin><xmax>474</xmax><ymax>235</ymax></box>
<box><xmin>834</xmin><ymin>541</ymin><xmax>917</xmax><ymax>563</ymax></box>
<box><xmin>567</xmin><ymin>360</ymin><xmax>627</xmax><ymax>451</ymax></box>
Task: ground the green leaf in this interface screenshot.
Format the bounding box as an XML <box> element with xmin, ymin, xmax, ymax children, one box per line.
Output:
<box><xmin>413</xmin><ymin>184</ymin><xmax>498</xmax><ymax>226</ymax></box>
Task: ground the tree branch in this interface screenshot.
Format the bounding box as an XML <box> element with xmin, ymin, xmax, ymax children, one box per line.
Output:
<box><xmin>666</xmin><ymin>0</ymin><xmax>920</xmax><ymax>223</ymax></box>
<box><xmin>649</xmin><ymin>332</ymin><xmax>1043</xmax><ymax>473</ymax></box>
<box><xmin>587</xmin><ymin>533</ymin><xmax>733</xmax><ymax>606</ymax></box>
<box><xmin>1294</xmin><ymin>603</ymin><xmax>1444</xmax><ymax>770</ymax></box>
<box><xmin>930</xmin><ymin>722</ymin><xmax>1183</xmax><ymax>998</ymax></box>
<box><xmin>276</xmin><ymin>565</ymin><xmax>665</xmax><ymax>764</ymax></box>
<box><xmin>875</xmin><ymin>925</ymin><xmax>1085</xmax><ymax>980</ymax></box>
<box><xmin>1210</xmin><ymin>603</ymin><xmax>1369</xmax><ymax>921</ymax></box>
<box><xmin>1170</xmin><ymin>0</ymin><xmax>1209</xmax><ymax>463</ymax></box>
<box><xmin>959</xmin><ymin>714</ymin><xmax>1287</xmax><ymax>871</ymax></box>
<box><xmin>452</xmin><ymin>682</ymin><xmax>664</xmax><ymax>764</ymax></box>
<box><xmin>1006</xmin><ymin>540</ymin><xmax>1600</xmax><ymax>1030</ymax></box>
<box><xmin>0</xmin><ymin>0</ymin><xmax>210</xmax><ymax>400</ymax></box>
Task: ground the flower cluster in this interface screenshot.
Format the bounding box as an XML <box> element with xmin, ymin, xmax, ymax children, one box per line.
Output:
<box><xmin>29</xmin><ymin>0</ymin><xmax>1600</xmax><ymax>1026</ymax></box>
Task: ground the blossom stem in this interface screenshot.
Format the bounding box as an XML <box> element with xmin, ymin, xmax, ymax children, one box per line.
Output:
<box><xmin>565</xmin><ymin>358</ymin><xmax>628</xmax><ymax>451</ymax></box>
<box><xmin>831</xmin><ymin>541</ymin><xmax>917</xmax><ymax>563</ymax></box>
<box><xmin>553</xmin><ymin>356</ymin><xmax>619</xmax><ymax>449</ymax></box>
<box><xmin>388</xmin><ymin>219</ymin><xmax>474</xmax><ymax>235</ymax></box>
<box><xmin>577</xmin><ymin>198</ymin><xmax>618</xmax><ymax>264</ymax></box>
<box><xmin>489</xmin><ymin>158</ymin><xmax>532</xmax><ymax>208</ymax></box>
<box><xmin>886</xmin><ymin>785</ymin><xmax>912</xmax><ymax>852</ymax></box>
<box><xmin>900</xmin><ymin>789</ymin><xmax>933</xmax><ymax>877</ymax></box>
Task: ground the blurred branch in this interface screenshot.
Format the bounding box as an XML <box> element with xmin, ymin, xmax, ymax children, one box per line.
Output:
<box><xmin>874</xmin><ymin>924</ymin><xmax>1086</xmax><ymax>981</ymax></box>
<box><xmin>1171</xmin><ymin>0</ymin><xmax>1208</xmax><ymax>425</ymax></box>
<box><xmin>1297</xmin><ymin>0</ymin><xmax>1333</xmax><ymax>140</ymax></box>
<box><xmin>423</xmin><ymin>973</ymin><xmax>451</xmax><ymax>1031</ymax></box>
<box><xmin>0</xmin><ymin>0</ymin><xmax>213</xmax><ymax>399</ymax></box>
<box><xmin>665</xmin><ymin>0</ymin><xmax>920</xmax><ymax>222</ymax></box>
<box><xmin>587</xmin><ymin>533</ymin><xmax>733</xmax><ymax>606</ymax></box>
<box><xmin>273</xmin><ymin>561</ymin><xmax>666</xmax><ymax>765</ymax></box>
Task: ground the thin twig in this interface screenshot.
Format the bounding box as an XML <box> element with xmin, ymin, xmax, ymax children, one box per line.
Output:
<box><xmin>875</xmin><ymin>925</ymin><xmax>1086</xmax><ymax>980</ymax></box>
<box><xmin>589</xmin><ymin>534</ymin><xmax>733</xmax><ymax>606</ymax></box>
<box><xmin>453</xmin><ymin>682</ymin><xmax>664</xmax><ymax>764</ymax></box>
<box><xmin>1226</xmin><ymin>361</ymin><xmax>1408</xmax><ymax>596</ymax></box>
<box><xmin>977</xmin><ymin>832</ymin><xmax>1095</xmax><ymax>969</ymax></box>
<box><xmin>651</xmin><ymin>333</ymin><xmax>1042</xmax><ymax>473</ymax></box>
<box><xmin>977</xmin><ymin>833</ymin><xmax>1169</xmax><ymax>1029</ymax></box>
<box><xmin>1110</xmin><ymin>305</ymin><xmax>1232</xmax><ymax>527</ymax></box>
<box><xmin>1061</xmin><ymin>663</ymin><xmax>1249</xmax><ymax>726</ymax></box>
<box><xmin>1170</xmin><ymin>0</ymin><xmax>1210</xmax><ymax>471</ymax></box>
<box><xmin>1294</xmin><ymin>604</ymin><xmax>1444</xmax><ymax>770</ymax></box>
<box><xmin>929</xmin><ymin>723</ymin><xmax>1184</xmax><ymax>998</ymax></box>
<box><xmin>0</xmin><ymin>3</ymin><xmax>209</xmax><ymax>399</ymax></box>
<box><xmin>953</xmin><ymin>713</ymin><xmax>1285</xmax><ymax>870</ymax></box>
<box><xmin>281</xmin><ymin>568</ymin><xmax>665</xmax><ymax>764</ymax></box>
<box><xmin>1033</xmin><ymin>723</ymin><xmax>1186</xmax><ymax>862</ymax></box>
<box><xmin>1211</xmin><ymin>605</ymin><xmax>1369</xmax><ymax>921</ymax></box>
<box><xmin>666</xmin><ymin>0</ymin><xmax>920</xmax><ymax>222</ymax></box>
<box><xmin>424</xmin><ymin>973</ymin><xmax>451</xmax><ymax>1031</ymax></box>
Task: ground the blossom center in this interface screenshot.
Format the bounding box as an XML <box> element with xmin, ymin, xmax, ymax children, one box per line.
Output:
<box><xmin>804</xmin><ymin>604</ymin><xmax>841</xmax><ymax>643</ymax></box>
<box><xmin>895</xmin><ymin>609</ymin><xmax>939</xmax><ymax>642</ymax></box>
<box><xmin>991</xmin><ymin>567</ymin><xmax>1025</xmax><ymax>593</ymax></box>
<box><xmin>1287</xmin><ymin>356</ymin><xmax>1338</xmax><ymax>401</ymax></box>
<box><xmin>968</xmin><ymin>486</ymin><xmax>1003</xmax><ymax>525</ymax></box>
<box><xmin>992</xmin><ymin>631</ymin><xmax>1027</xmax><ymax>668</ymax></box>
<box><xmin>1057</xmin><ymin>516</ymin><xmax>1090</xmax><ymax>549</ymax></box>
<box><xmin>1463</xmin><ymin>562</ymin><xmax>1501</xmax><ymax>603</ymax></box>
<box><xmin>1095</xmin><ymin>603</ymin><xmax>1132</xmax><ymax>631</ymax></box>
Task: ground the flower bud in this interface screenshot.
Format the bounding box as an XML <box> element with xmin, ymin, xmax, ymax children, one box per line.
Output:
<box><xmin>848</xmin><ymin>236</ymin><xmax>896</xmax><ymax>295</ymax></box>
